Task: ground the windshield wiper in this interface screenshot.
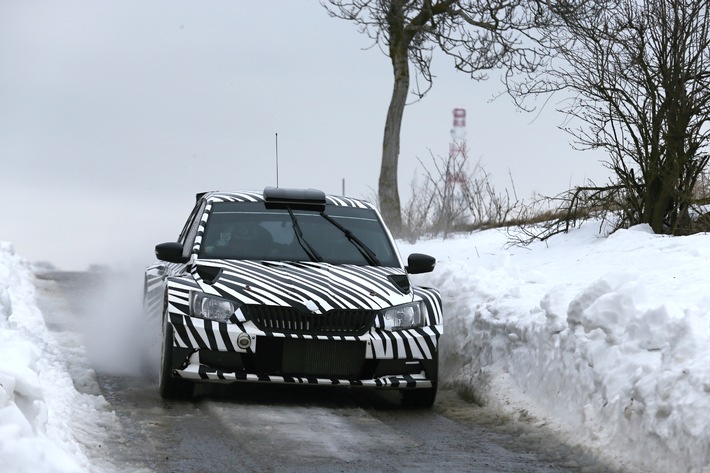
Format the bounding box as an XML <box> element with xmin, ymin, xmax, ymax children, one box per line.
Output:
<box><xmin>287</xmin><ymin>207</ymin><xmax>322</xmax><ymax>263</ymax></box>
<box><xmin>320</xmin><ymin>212</ymin><xmax>380</xmax><ymax>266</ymax></box>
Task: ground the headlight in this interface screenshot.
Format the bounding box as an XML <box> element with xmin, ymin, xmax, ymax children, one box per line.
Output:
<box><xmin>381</xmin><ymin>302</ymin><xmax>427</xmax><ymax>330</ymax></box>
<box><xmin>191</xmin><ymin>293</ymin><xmax>238</xmax><ymax>322</ymax></box>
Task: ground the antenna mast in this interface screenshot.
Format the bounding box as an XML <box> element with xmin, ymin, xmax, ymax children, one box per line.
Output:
<box><xmin>275</xmin><ymin>132</ymin><xmax>279</xmax><ymax>187</ymax></box>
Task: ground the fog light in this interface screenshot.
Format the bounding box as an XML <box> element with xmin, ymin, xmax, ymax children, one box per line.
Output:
<box><xmin>236</xmin><ymin>333</ymin><xmax>252</xmax><ymax>350</ymax></box>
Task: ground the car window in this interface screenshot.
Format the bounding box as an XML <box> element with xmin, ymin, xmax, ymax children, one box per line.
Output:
<box><xmin>198</xmin><ymin>202</ymin><xmax>400</xmax><ymax>267</ymax></box>
<box><xmin>178</xmin><ymin>201</ymin><xmax>201</xmax><ymax>242</ymax></box>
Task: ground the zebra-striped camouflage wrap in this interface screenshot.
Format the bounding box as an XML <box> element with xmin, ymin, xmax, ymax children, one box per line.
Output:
<box><xmin>145</xmin><ymin>189</ymin><xmax>443</xmax><ymax>391</ymax></box>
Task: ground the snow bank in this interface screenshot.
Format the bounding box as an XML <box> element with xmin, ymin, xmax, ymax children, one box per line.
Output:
<box><xmin>0</xmin><ymin>242</ymin><xmax>110</xmax><ymax>473</ymax></box>
<box><xmin>403</xmin><ymin>223</ymin><xmax>710</xmax><ymax>473</ymax></box>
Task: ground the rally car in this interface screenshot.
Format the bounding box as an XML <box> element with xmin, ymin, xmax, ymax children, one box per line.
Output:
<box><xmin>143</xmin><ymin>187</ymin><xmax>443</xmax><ymax>407</ymax></box>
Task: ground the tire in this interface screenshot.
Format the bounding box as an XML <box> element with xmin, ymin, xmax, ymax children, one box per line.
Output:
<box><xmin>159</xmin><ymin>314</ymin><xmax>193</xmax><ymax>400</ymax></box>
<box><xmin>400</xmin><ymin>384</ymin><xmax>438</xmax><ymax>408</ymax></box>
<box><xmin>400</xmin><ymin>352</ymin><xmax>438</xmax><ymax>408</ymax></box>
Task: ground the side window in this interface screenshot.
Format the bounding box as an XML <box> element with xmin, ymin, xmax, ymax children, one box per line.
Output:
<box><xmin>179</xmin><ymin>200</ymin><xmax>206</xmax><ymax>259</ymax></box>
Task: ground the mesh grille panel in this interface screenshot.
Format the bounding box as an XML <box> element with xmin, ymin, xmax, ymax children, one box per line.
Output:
<box><xmin>282</xmin><ymin>339</ymin><xmax>365</xmax><ymax>378</ymax></box>
<box><xmin>246</xmin><ymin>306</ymin><xmax>376</xmax><ymax>335</ymax></box>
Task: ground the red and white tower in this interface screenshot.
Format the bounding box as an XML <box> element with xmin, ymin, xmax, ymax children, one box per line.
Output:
<box><xmin>447</xmin><ymin>108</ymin><xmax>468</xmax><ymax>183</ymax></box>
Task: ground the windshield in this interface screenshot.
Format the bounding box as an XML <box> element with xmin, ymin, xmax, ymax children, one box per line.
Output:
<box><xmin>198</xmin><ymin>202</ymin><xmax>400</xmax><ymax>267</ymax></box>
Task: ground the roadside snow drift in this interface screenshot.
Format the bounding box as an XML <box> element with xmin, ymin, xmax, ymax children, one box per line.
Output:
<box><xmin>402</xmin><ymin>222</ymin><xmax>710</xmax><ymax>473</ymax></box>
<box><xmin>0</xmin><ymin>242</ymin><xmax>110</xmax><ymax>473</ymax></box>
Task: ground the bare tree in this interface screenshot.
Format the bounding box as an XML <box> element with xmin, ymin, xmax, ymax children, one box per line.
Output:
<box><xmin>512</xmin><ymin>0</ymin><xmax>710</xmax><ymax>235</ymax></box>
<box><xmin>323</xmin><ymin>0</ymin><xmax>554</xmax><ymax>235</ymax></box>
<box><xmin>403</xmin><ymin>150</ymin><xmax>521</xmax><ymax>240</ymax></box>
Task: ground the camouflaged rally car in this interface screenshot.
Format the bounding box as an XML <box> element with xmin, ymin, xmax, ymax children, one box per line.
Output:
<box><xmin>144</xmin><ymin>187</ymin><xmax>443</xmax><ymax>407</ymax></box>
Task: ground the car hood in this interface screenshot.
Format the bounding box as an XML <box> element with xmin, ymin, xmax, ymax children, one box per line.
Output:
<box><xmin>191</xmin><ymin>259</ymin><xmax>413</xmax><ymax>313</ymax></box>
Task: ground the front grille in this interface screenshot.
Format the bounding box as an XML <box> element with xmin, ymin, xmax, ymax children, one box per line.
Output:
<box><xmin>256</xmin><ymin>338</ymin><xmax>366</xmax><ymax>378</ymax></box>
<box><xmin>245</xmin><ymin>306</ymin><xmax>376</xmax><ymax>335</ymax></box>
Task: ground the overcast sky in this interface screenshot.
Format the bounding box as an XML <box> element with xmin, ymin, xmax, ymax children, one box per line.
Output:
<box><xmin>1</xmin><ymin>1</ymin><xmax>609</xmax><ymax>271</ymax></box>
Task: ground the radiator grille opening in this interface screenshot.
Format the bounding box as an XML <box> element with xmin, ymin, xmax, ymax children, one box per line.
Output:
<box><xmin>246</xmin><ymin>306</ymin><xmax>376</xmax><ymax>336</ymax></box>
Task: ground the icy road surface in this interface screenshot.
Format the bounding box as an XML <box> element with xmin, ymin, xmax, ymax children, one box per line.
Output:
<box><xmin>35</xmin><ymin>270</ymin><xmax>624</xmax><ymax>473</ymax></box>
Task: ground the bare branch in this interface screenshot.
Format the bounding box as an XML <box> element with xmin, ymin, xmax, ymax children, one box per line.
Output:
<box><xmin>511</xmin><ymin>0</ymin><xmax>710</xmax><ymax>236</ymax></box>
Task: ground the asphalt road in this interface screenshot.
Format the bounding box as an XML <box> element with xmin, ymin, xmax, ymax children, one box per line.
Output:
<box><xmin>35</xmin><ymin>270</ymin><xmax>623</xmax><ymax>473</ymax></box>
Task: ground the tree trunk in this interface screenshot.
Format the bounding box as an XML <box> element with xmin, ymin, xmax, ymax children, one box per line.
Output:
<box><xmin>644</xmin><ymin>176</ymin><xmax>673</xmax><ymax>233</ymax></box>
<box><xmin>377</xmin><ymin>1</ymin><xmax>415</xmax><ymax>236</ymax></box>
<box><xmin>378</xmin><ymin>42</ymin><xmax>410</xmax><ymax>236</ymax></box>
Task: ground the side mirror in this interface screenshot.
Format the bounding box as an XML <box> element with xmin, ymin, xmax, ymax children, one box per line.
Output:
<box><xmin>155</xmin><ymin>242</ymin><xmax>189</xmax><ymax>264</ymax></box>
<box><xmin>405</xmin><ymin>253</ymin><xmax>436</xmax><ymax>274</ymax></box>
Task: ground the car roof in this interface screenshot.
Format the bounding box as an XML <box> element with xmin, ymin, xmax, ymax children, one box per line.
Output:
<box><xmin>197</xmin><ymin>188</ymin><xmax>378</xmax><ymax>211</ymax></box>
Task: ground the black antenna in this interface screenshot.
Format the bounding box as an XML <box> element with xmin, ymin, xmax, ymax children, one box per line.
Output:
<box><xmin>275</xmin><ymin>132</ymin><xmax>279</xmax><ymax>188</ymax></box>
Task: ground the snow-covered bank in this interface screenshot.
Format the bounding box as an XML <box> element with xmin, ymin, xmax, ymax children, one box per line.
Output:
<box><xmin>0</xmin><ymin>242</ymin><xmax>112</xmax><ymax>473</ymax></box>
<box><xmin>403</xmin><ymin>223</ymin><xmax>710</xmax><ymax>473</ymax></box>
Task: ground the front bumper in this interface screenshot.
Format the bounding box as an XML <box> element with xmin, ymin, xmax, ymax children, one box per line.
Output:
<box><xmin>178</xmin><ymin>356</ymin><xmax>434</xmax><ymax>389</ymax></box>
<box><xmin>167</xmin><ymin>313</ymin><xmax>440</xmax><ymax>389</ymax></box>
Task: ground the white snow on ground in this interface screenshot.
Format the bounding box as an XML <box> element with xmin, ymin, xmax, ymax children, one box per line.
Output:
<box><xmin>1</xmin><ymin>222</ymin><xmax>709</xmax><ymax>472</ymax></box>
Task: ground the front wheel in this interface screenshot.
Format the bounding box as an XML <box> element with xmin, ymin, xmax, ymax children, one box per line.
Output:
<box><xmin>400</xmin><ymin>351</ymin><xmax>438</xmax><ymax>408</ymax></box>
<box><xmin>159</xmin><ymin>315</ymin><xmax>193</xmax><ymax>400</ymax></box>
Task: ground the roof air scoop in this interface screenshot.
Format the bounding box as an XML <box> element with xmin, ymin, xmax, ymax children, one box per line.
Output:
<box><xmin>263</xmin><ymin>187</ymin><xmax>326</xmax><ymax>211</ymax></box>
